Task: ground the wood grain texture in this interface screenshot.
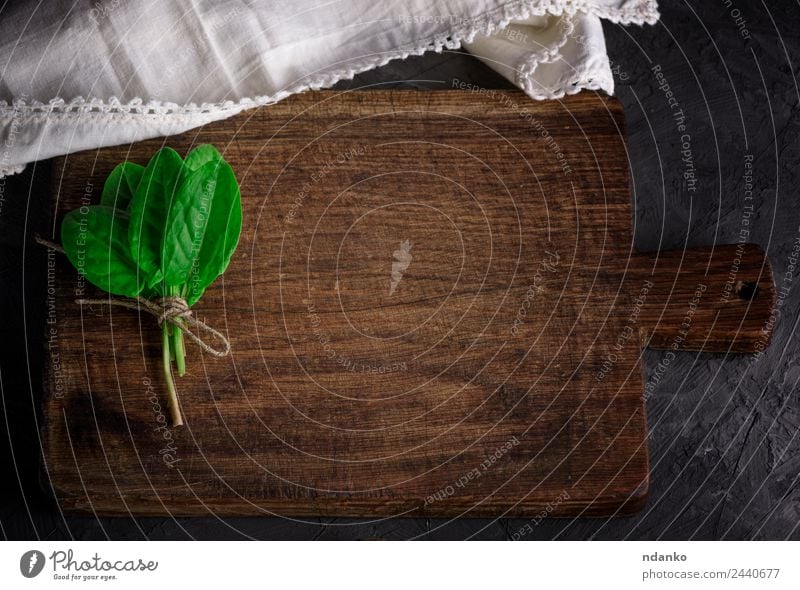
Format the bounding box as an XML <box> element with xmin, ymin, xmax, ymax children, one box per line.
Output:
<box><xmin>42</xmin><ymin>90</ymin><xmax>773</xmax><ymax>518</ymax></box>
<box><xmin>628</xmin><ymin>244</ymin><xmax>775</xmax><ymax>353</ymax></box>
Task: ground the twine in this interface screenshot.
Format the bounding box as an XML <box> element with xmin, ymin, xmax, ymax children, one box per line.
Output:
<box><xmin>36</xmin><ymin>234</ymin><xmax>231</xmax><ymax>357</ymax></box>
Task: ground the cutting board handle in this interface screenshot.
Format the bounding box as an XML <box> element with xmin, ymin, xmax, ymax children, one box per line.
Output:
<box><xmin>626</xmin><ymin>244</ymin><xmax>776</xmax><ymax>353</ymax></box>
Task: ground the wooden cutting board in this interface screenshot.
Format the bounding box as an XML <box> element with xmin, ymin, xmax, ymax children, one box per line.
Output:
<box><xmin>42</xmin><ymin>91</ymin><xmax>775</xmax><ymax>517</ymax></box>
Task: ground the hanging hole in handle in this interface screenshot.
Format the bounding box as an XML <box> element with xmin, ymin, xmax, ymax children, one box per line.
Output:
<box><xmin>735</xmin><ymin>280</ymin><xmax>759</xmax><ymax>301</ymax></box>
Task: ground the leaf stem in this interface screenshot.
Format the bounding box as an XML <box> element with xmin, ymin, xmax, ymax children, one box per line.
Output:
<box><xmin>162</xmin><ymin>322</ymin><xmax>183</xmax><ymax>427</ymax></box>
<box><xmin>173</xmin><ymin>322</ymin><xmax>186</xmax><ymax>377</ymax></box>
<box><xmin>168</xmin><ymin>324</ymin><xmax>176</xmax><ymax>362</ymax></box>
<box><xmin>170</xmin><ymin>286</ymin><xmax>187</xmax><ymax>376</ymax></box>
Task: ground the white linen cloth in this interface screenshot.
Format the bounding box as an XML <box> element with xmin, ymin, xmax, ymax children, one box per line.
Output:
<box><xmin>0</xmin><ymin>0</ymin><xmax>658</xmax><ymax>177</ymax></box>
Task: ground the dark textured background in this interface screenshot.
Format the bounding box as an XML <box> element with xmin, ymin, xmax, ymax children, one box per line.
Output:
<box><xmin>1</xmin><ymin>1</ymin><xmax>799</xmax><ymax>540</ymax></box>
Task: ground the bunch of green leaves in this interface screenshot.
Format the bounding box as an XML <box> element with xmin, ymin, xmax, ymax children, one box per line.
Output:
<box><xmin>60</xmin><ymin>145</ymin><xmax>242</xmax><ymax>425</ymax></box>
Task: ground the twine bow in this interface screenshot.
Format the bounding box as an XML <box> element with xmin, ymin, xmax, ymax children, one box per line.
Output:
<box><xmin>36</xmin><ymin>235</ymin><xmax>231</xmax><ymax>357</ymax></box>
<box><xmin>75</xmin><ymin>296</ymin><xmax>231</xmax><ymax>357</ymax></box>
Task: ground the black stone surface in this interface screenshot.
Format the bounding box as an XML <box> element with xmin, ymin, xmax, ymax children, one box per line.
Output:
<box><xmin>1</xmin><ymin>1</ymin><xmax>798</xmax><ymax>540</ymax></box>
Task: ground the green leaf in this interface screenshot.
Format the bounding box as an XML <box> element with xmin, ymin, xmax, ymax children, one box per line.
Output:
<box><xmin>185</xmin><ymin>160</ymin><xmax>240</xmax><ymax>305</ymax></box>
<box><xmin>128</xmin><ymin>147</ymin><xmax>183</xmax><ymax>285</ymax></box>
<box><xmin>184</xmin><ymin>144</ymin><xmax>222</xmax><ymax>172</ymax></box>
<box><xmin>100</xmin><ymin>162</ymin><xmax>145</xmax><ymax>210</ymax></box>
<box><xmin>161</xmin><ymin>159</ymin><xmax>242</xmax><ymax>302</ymax></box>
<box><xmin>185</xmin><ymin>206</ymin><xmax>241</xmax><ymax>305</ymax></box>
<box><xmin>138</xmin><ymin>282</ymin><xmax>164</xmax><ymax>300</ymax></box>
<box><xmin>61</xmin><ymin>206</ymin><xmax>144</xmax><ymax>297</ymax></box>
<box><xmin>58</xmin><ymin>143</ymin><xmax>243</xmax><ymax>428</ymax></box>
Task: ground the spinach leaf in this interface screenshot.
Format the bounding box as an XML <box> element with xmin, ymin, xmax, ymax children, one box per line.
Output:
<box><xmin>184</xmin><ymin>144</ymin><xmax>222</xmax><ymax>172</ymax></box>
<box><xmin>100</xmin><ymin>161</ymin><xmax>145</xmax><ymax>210</ymax></box>
<box><xmin>161</xmin><ymin>159</ymin><xmax>241</xmax><ymax>302</ymax></box>
<box><xmin>186</xmin><ymin>163</ymin><xmax>241</xmax><ymax>305</ymax></box>
<box><xmin>61</xmin><ymin>205</ymin><xmax>144</xmax><ymax>297</ymax></box>
<box><xmin>59</xmin><ymin>144</ymin><xmax>242</xmax><ymax>427</ymax></box>
<box><xmin>128</xmin><ymin>147</ymin><xmax>183</xmax><ymax>285</ymax></box>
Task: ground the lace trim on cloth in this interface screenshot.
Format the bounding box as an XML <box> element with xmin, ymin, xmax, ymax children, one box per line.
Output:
<box><xmin>511</xmin><ymin>14</ymin><xmax>584</xmax><ymax>99</ymax></box>
<box><xmin>0</xmin><ymin>164</ymin><xmax>27</xmax><ymax>178</ymax></box>
<box><xmin>508</xmin><ymin>12</ymin><xmax>618</xmax><ymax>99</ymax></box>
<box><xmin>0</xmin><ymin>0</ymin><xmax>658</xmax><ymax>177</ymax></box>
<box><xmin>0</xmin><ymin>0</ymin><xmax>658</xmax><ymax>120</ymax></box>
<box><xmin>518</xmin><ymin>15</ymin><xmax>575</xmax><ymax>69</ymax></box>
<box><xmin>517</xmin><ymin>61</ymin><xmax>616</xmax><ymax>99</ymax></box>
